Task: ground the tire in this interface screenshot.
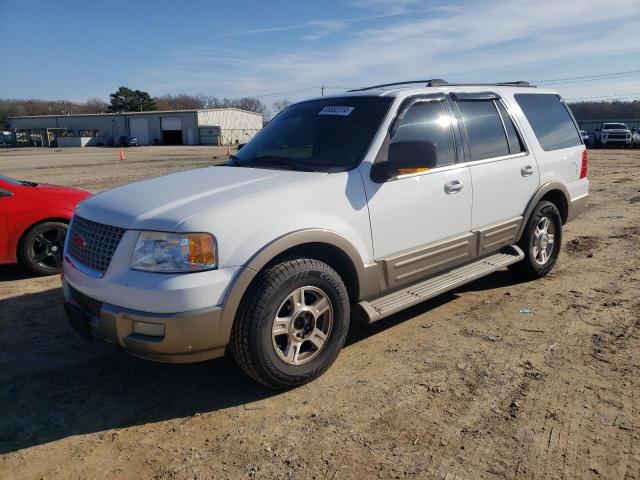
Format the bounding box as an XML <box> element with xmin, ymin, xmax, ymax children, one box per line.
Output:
<box><xmin>230</xmin><ymin>258</ymin><xmax>350</xmax><ymax>389</ymax></box>
<box><xmin>508</xmin><ymin>201</ymin><xmax>562</xmax><ymax>280</ymax></box>
<box><xmin>19</xmin><ymin>221</ymin><xmax>68</xmax><ymax>275</ymax></box>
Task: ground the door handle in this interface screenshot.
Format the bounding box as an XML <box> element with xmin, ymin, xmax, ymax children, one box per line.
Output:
<box><xmin>521</xmin><ymin>165</ymin><xmax>534</xmax><ymax>177</ymax></box>
<box><xmin>444</xmin><ymin>180</ymin><xmax>463</xmax><ymax>194</ymax></box>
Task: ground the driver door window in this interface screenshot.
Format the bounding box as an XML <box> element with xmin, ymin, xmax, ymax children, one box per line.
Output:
<box><xmin>390</xmin><ymin>100</ymin><xmax>457</xmax><ymax>167</ymax></box>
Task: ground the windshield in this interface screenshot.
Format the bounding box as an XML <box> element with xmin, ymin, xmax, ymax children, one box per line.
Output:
<box><xmin>231</xmin><ymin>96</ymin><xmax>393</xmax><ymax>172</ymax></box>
<box><xmin>604</xmin><ymin>123</ymin><xmax>627</xmax><ymax>130</ymax></box>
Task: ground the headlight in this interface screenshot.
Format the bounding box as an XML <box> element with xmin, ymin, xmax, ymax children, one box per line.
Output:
<box><xmin>131</xmin><ymin>231</ymin><xmax>217</xmax><ymax>273</ymax></box>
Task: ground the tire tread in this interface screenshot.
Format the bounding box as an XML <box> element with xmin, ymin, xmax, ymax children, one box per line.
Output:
<box><xmin>230</xmin><ymin>258</ymin><xmax>349</xmax><ymax>389</ymax></box>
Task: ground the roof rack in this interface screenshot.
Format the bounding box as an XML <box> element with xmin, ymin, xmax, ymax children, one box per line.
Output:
<box><xmin>347</xmin><ymin>79</ymin><xmax>447</xmax><ymax>92</ymax></box>
<box><xmin>445</xmin><ymin>81</ymin><xmax>533</xmax><ymax>87</ymax></box>
<box><xmin>347</xmin><ymin>79</ymin><xmax>533</xmax><ymax>92</ymax></box>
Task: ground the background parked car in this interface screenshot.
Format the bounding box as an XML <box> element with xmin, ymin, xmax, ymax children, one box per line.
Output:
<box><xmin>114</xmin><ymin>136</ymin><xmax>138</xmax><ymax>147</ymax></box>
<box><xmin>632</xmin><ymin>128</ymin><xmax>640</xmax><ymax>148</ymax></box>
<box><xmin>0</xmin><ymin>175</ymin><xmax>90</xmax><ymax>275</ymax></box>
<box><xmin>580</xmin><ymin>129</ymin><xmax>590</xmax><ymax>147</ymax></box>
<box><xmin>594</xmin><ymin>123</ymin><xmax>632</xmax><ymax>148</ymax></box>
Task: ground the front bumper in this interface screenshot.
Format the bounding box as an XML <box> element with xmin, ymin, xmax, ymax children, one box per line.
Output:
<box><xmin>63</xmin><ymin>280</ymin><xmax>226</xmax><ymax>363</ymax></box>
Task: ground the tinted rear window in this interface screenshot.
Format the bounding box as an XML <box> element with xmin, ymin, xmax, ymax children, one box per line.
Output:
<box><xmin>457</xmin><ymin>100</ymin><xmax>510</xmax><ymax>160</ymax></box>
<box><xmin>495</xmin><ymin>101</ymin><xmax>525</xmax><ymax>154</ymax></box>
<box><xmin>514</xmin><ymin>94</ymin><xmax>581</xmax><ymax>151</ymax></box>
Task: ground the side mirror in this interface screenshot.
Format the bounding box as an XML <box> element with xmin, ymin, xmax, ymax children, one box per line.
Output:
<box><xmin>371</xmin><ymin>140</ymin><xmax>438</xmax><ymax>182</ymax></box>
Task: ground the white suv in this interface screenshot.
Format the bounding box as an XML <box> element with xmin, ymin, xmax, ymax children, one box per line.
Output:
<box><xmin>595</xmin><ymin>122</ymin><xmax>632</xmax><ymax>147</ymax></box>
<box><xmin>63</xmin><ymin>80</ymin><xmax>589</xmax><ymax>388</ymax></box>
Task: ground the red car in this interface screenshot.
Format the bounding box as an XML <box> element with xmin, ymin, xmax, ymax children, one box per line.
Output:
<box><xmin>0</xmin><ymin>175</ymin><xmax>91</xmax><ymax>275</ymax></box>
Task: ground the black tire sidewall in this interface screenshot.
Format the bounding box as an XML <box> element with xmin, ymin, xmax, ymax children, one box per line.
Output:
<box><xmin>522</xmin><ymin>201</ymin><xmax>562</xmax><ymax>275</ymax></box>
<box><xmin>21</xmin><ymin>222</ymin><xmax>67</xmax><ymax>275</ymax></box>
<box><xmin>258</xmin><ymin>265</ymin><xmax>349</xmax><ymax>382</ymax></box>
<box><xmin>233</xmin><ymin>259</ymin><xmax>351</xmax><ymax>388</ymax></box>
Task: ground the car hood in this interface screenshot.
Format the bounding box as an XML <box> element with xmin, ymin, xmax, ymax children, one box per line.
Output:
<box><xmin>35</xmin><ymin>183</ymin><xmax>90</xmax><ymax>196</ymax></box>
<box><xmin>75</xmin><ymin>166</ymin><xmax>325</xmax><ymax>231</ymax></box>
<box><xmin>603</xmin><ymin>129</ymin><xmax>630</xmax><ymax>133</ymax></box>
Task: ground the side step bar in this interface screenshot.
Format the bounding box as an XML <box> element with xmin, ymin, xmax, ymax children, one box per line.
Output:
<box><xmin>359</xmin><ymin>245</ymin><xmax>524</xmax><ymax>324</ymax></box>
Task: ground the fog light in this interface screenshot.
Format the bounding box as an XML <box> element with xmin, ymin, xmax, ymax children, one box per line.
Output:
<box><xmin>133</xmin><ymin>321</ymin><xmax>165</xmax><ymax>337</ymax></box>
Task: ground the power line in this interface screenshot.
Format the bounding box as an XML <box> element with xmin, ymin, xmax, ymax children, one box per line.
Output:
<box><xmin>239</xmin><ymin>70</ymin><xmax>640</xmax><ymax>101</ymax></box>
<box><xmin>252</xmin><ymin>86</ymin><xmax>323</xmax><ymax>99</ymax></box>
<box><xmin>531</xmin><ymin>70</ymin><xmax>640</xmax><ymax>85</ymax></box>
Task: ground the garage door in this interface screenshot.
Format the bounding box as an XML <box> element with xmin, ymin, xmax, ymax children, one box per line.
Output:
<box><xmin>199</xmin><ymin>127</ymin><xmax>220</xmax><ymax>145</ymax></box>
<box><xmin>161</xmin><ymin>117</ymin><xmax>183</xmax><ymax>145</ymax></box>
<box><xmin>129</xmin><ymin>118</ymin><xmax>149</xmax><ymax>145</ymax></box>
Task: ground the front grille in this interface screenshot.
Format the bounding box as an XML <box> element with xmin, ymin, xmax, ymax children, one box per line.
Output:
<box><xmin>607</xmin><ymin>134</ymin><xmax>627</xmax><ymax>140</ymax></box>
<box><xmin>69</xmin><ymin>285</ymin><xmax>103</xmax><ymax>318</ymax></box>
<box><xmin>68</xmin><ymin>216</ymin><xmax>126</xmax><ymax>274</ymax></box>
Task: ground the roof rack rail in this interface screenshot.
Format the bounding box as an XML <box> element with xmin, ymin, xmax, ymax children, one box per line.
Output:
<box><xmin>347</xmin><ymin>79</ymin><xmax>534</xmax><ymax>92</ymax></box>
<box><xmin>444</xmin><ymin>81</ymin><xmax>533</xmax><ymax>87</ymax></box>
<box><xmin>347</xmin><ymin>79</ymin><xmax>448</xmax><ymax>92</ymax></box>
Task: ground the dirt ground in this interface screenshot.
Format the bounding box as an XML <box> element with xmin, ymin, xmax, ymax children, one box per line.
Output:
<box><xmin>0</xmin><ymin>147</ymin><xmax>638</xmax><ymax>480</ymax></box>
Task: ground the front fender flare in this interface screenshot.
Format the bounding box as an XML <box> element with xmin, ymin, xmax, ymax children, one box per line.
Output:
<box><xmin>216</xmin><ymin>229</ymin><xmax>377</xmax><ymax>348</ymax></box>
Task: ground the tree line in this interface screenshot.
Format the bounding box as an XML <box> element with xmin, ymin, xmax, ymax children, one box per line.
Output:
<box><xmin>1</xmin><ymin>86</ymin><xmax>638</xmax><ymax>127</ymax></box>
<box><xmin>0</xmin><ymin>86</ymin><xmax>294</xmax><ymax>127</ymax></box>
<box><xmin>567</xmin><ymin>100</ymin><xmax>640</xmax><ymax>120</ymax></box>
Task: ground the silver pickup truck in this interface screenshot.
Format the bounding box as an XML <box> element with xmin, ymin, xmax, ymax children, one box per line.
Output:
<box><xmin>594</xmin><ymin>123</ymin><xmax>632</xmax><ymax>147</ymax></box>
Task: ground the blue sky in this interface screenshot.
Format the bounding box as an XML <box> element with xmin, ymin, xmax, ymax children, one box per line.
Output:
<box><xmin>1</xmin><ymin>0</ymin><xmax>639</xmax><ymax>106</ymax></box>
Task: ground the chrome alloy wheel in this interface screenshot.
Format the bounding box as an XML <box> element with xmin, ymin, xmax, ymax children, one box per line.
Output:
<box><xmin>271</xmin><ymin>286</ymin><xmax>333</xmax><ymax>366</ymax></box>
<box><xmin>532</xmin><ymin>216</ymin><xmax>555</xmax><ymax>265</ymax></box>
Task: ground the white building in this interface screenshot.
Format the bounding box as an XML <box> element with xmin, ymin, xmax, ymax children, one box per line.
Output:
<box><xmin>8</xmin><ymin>108</ymin><xmax>263</xmax><ymax>147</ymax></box>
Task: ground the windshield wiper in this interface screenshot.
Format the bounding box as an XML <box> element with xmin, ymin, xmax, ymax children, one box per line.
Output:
<box><xmin>247</xmin><ymin>155</ymin><xmax>318</xmax><ymax>172</ymax></box>
<box><xmin>20</xmin><ymin>180</ymin><xmax>38</xmax><ymax>187</ymax></box>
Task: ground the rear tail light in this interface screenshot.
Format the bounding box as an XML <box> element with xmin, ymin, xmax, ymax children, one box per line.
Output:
<box><xmin>579</xmin><ymin>150</ymin><xmax>588</xmax><ymax>179</ymax></box>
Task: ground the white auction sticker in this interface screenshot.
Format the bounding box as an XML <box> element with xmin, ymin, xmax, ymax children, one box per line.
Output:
<box><xmin>319</xmin><ymin>106</ymin><xmax>355</xmax><ymax>116</ymax></box>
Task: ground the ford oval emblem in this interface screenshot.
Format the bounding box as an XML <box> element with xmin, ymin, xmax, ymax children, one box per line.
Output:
<box><xmin>73</xmin><ymin>234</ymin><xmax>85</xmax><ymax>250</ymax></box>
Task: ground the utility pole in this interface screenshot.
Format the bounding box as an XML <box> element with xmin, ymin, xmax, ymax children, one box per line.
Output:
<box><xmin>321</xmin><ymin>85</ymin><xmax>325</xmax><ymax>97</ymax></box>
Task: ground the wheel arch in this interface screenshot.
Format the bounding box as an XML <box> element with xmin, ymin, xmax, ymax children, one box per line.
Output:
<box><xmin>516</xmin><ymin>182</ymin><xmax>569</xmax><ymax>241</ymax></box>
<box><xmin>16</xmin><ymin>217</ymin><xmax>71</xmax><ymax>258</ymax></box>
<box><xmin>244</xmin><ymin>229</ymin><xmax>370</xmax><ymax>300</ymax></box>
<box><xmin>218</xmin><ymin>229</ymin><xmax>376</xmax><ymax>347</ymax></box>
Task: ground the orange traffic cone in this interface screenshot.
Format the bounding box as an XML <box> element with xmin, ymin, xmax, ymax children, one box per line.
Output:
<box><xmin>226</xmin><ymin>145</ymin><xmax>232</xmax><ymax>156</ymax></box>
<box><xmin>119</xmin><ymin>148</ymin><xmax>125</xmax><ymax>161</ymax></box>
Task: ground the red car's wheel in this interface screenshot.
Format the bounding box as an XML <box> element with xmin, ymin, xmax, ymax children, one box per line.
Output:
<box><xmin>20</xmin><ymin>221</ymin><xmax>68</xmax><ymax>275</ymax></box>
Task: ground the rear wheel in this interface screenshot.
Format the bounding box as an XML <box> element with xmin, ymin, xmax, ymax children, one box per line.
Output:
<box><xmin>230</xmin><ymin>258</ymin><xmax>350</xmax><ymax>389</ymax></box>
<box><xmin>19</xmin><ymin>221</ymin><xmax>67</xmax><ymax>275</ymax></box>
<box><xmin>509</xmin><ymin>201</ymin><xmax>562</xmax><ymax>280</ymax></box>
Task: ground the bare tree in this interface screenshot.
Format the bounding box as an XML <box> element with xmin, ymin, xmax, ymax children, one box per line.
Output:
<box><xmin>232</xmin><ymin>97</ymin><xmax>267</xmax><ymax>115</ymax></box>
<box><xmin>272</xmin><ymin>99</ymin><xmax>292</xmax><ymax>113</ymax></box>
<box><xmin>154</xmin><ymin>94</ymin><xmax>204</xmax><ymax>110</ymax></box>
<box><xmin>568</xmin><ymin>100</ymin><xmax>640</xmax><ymax>120</ymax></box>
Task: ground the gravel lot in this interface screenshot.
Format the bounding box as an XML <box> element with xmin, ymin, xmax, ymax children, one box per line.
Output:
<box><xmin>1</xmin><ymin>147</ymin><xmax>639</xmax><ymax>480</ymax></box>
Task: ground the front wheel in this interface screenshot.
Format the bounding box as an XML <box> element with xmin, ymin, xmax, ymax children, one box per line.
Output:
<box><xmin>509</xmin><ymin>201</ymin><xmax>562</xmax><ymax>280</ymax></box>
<box><xmin>19</xmin><ymin>221</ymin><xmax>67</xmax><ymax>275</ymax></box>
<box><xmin>230</xmin><ymin>258</ymin><xmax>350</xmax><ymax>389</ymax></box>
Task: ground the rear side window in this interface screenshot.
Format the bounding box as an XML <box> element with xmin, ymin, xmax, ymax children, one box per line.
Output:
<box><xmin>457</xmin><ymin>100</ymin><xmax>510</xmax><ymax>160</ymax></box>
<box><xmin>515</xmin><ymin>94</ymin><xmax>581</xmax><ymax>151</ymax></box>
<box><xmin>391</xmin><ymin>100</ymin><xmax>456</xmax><ymax>166</ymax></box>
<box><xmin>495</xmin><ymin>101</ymin><xmax>525</xmax><ymax>154</ymax></box>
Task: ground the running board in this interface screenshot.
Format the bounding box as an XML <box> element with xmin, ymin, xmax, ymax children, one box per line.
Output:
<box><xmin>359</xmin><ymin>245</ymin><xmax>524</xmax><ymax>324</ymax></box>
